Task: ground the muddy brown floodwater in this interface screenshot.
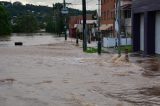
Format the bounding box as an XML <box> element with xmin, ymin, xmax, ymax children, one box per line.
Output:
<box><xmin>0</xmin><ymin>34</ymin><xmax>160</xmax><ymax>106</ymax></box>
<box><xmin>136</xmin><ymin>58</ymin><xmax>160</xmax><ymax>77</ymax></box>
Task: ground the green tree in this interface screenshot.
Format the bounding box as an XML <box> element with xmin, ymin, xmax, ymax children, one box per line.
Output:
<box><xmin>48</xmin><ymin>3</ymin><xmax>65</xmax><ymax>34</ymax></box>
<box><xmin>13</xmin><ymin>14</ymin><xmax>38</xmax><ymax>33</ymax></box>
<box><xmin>45</xmin><ymin>16</ymin><xmax>55</xmax><ymax>33</ymax></box>
<box><xmin>0</xmin><ymin>5</ymin><xmax>12</xmax><ymax>35</ymax></box>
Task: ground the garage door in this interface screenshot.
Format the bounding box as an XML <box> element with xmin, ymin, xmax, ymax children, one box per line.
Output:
<box><xmin>140</xmin><ymin>14</ymin><xmax>144</xmax><ymax>51</ymax></box>
<box><xmin>155</xmin><ymin>12</ymin><xmax>160</xmax><ymax>54</ymax></box>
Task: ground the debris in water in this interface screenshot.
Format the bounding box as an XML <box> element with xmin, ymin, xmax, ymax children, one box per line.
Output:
<box><xmin>112</xmin><ymin>72</ymin><xmax>130</xmax><ymax>77</ymax></box>
<box><xmin>110</xmin><ymin>54</ymin><xmax>119</xmax><ymax>63</ymax></box>
<box><xmin>35</xmin><ymin>80</ymin><xmax>52</xmax><ymax>85</ymax></box>
<box><xmin>115</xmin><ymin>55</ymin><xmax>130</xmax><ymax>63</ymax></box>
<box><xmin>0</xmin><ymin>78</ymin><xmax>15</xmax><ymax>85</ymax></box>
<box><xmin>70</xmin><ymin>94</ymin><xmax>97</xmax><ymax>106</ymax></box>
<box><xmin>111</xmin><ymin>54</ymin><xmax>130</xmax><ymax>65</ymax></box>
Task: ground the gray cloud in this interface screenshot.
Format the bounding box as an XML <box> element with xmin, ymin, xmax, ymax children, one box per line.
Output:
<box><xmin>0</xmin><ymin>0</ymin><xmax>97</xmax><ymax>10</ymax></box>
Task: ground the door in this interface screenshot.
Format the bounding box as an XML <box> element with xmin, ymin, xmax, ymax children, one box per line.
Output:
<box><xmin>155</xmin><ymin>12</ymin><xmax>160</xmax><ymax>54</ymax></box>
<box><xmin>140</xmin><ymin>14</ymin><xmax>144</xmax><ymax>51</ymax></box>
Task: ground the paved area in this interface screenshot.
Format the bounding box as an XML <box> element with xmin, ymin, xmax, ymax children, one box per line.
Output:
<box><xmin>0</xmin><ymin>38</ymin><xmax>160</xmax><ymax>106</ymax></box>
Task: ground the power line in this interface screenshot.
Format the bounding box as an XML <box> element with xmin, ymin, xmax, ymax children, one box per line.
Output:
<box><xmin>67</xmin><ymin>0</ymin><xmax>97</xmax><ymax>5</ymax></box>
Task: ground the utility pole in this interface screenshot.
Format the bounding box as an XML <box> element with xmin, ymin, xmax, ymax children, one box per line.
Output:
<box><xmin>115</xmin><ymin>0</ymin><xmax>121</xmax><ymax>57</ymax></box>
<box><xmin>82</xmin><ymin>0</ymin><xmax>87</xmax><ymax>51</ymax></box>
<box><xmin>63</xmin><ymin>0</ymin><xmax>67</xmax><ymax>40</ymax></box>
<box><xmin>97</xmin><ymin>0</ymin><xmax>102</xmax><ymax>55</ymax></box>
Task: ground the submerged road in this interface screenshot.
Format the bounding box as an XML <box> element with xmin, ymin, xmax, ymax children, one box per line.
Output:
<box><xmin>0</xmin><ymin>37</ymin><xmax>160</xmax><ymax>106</ymax></box>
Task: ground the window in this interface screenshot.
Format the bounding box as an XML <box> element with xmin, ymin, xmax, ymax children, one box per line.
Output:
<box><xmin>107</xmin><ymin>10</ymin><xmax>109</xmax><ymax>19</ymax></box>
<box><xmin>104</xmin><ymin>11</ymin><xmax>106</xmax><ymax>20</ymax></box>
<box><xmin>124</xmin><ymin>10</ymin><xmax>131</xmax><ymax>18</ymax></box>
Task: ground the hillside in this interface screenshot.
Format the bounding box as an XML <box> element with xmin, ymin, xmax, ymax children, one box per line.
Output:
<box><xmin>0</xmin><ymin>1</ymin><xmax>96</xmax><ymax>18</ymax></box>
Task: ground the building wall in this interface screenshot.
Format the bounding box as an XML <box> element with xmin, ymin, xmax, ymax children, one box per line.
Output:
<box><xmin>132</xmin><ymin>0</ymin><xmax>159</xmax><ymax>55</ymax></box>
<box><xmin>132</xmin><ymin>0</ymin><xmax>160</xmax><ymax>13</ymax></box>
<box><xmin>101</xmin><ymin>0</ymin><xmax>115</xmax><ymax>25</ymax></box>
<box><xmin>121</xmin><ymin>0</ymin><xmax>132</xmax><ymax>6</ymax></box>
<box><xmin>121</xmin><ymin>0</ymin><xmax>132</xmax><ymax>35</ymax></box>
<box><xmin>68</xmin><ymin>15</ymin><xmax>92</xmax><ymax>29</ymax></box>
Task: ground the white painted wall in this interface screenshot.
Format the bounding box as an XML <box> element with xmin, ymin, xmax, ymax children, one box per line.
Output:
<box><xmin>103</xmin><ymin>37</ymin><xmax>132</xmax><ymax>47</ymax></box>
<box><xmin>140</xmin><ymin>14</ymin><xmax>144</xmax><ymax>51</ymax></box>
<box><xmin>125</xmin><ymin>18</ymin><xmax>132</xmax><ymax>34</ymax></box>
<box><xmin>155</xmin><ymin>12</ymin><xmax>160</xmax><ymax>54</ymax></box>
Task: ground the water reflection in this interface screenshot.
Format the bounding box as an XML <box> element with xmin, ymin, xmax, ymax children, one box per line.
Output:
<box><xmin>0</xmin><ymin>33</ymin><xmax>59</xmax><ymax>47</ymax></box>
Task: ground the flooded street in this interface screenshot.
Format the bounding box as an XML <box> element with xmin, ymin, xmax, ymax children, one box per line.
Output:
<box><xmin>0</xmin><ymin>33</ymin><xmax>160</xmax><ymax>106</ymax></box>
<box><xmin>0</xmin><ymin>33</ymin><xmax>61</xmax><ymax>47</ymax></box>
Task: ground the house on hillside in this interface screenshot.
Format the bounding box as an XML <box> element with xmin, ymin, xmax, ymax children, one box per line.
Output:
<box><xmin>132</xmin><ymin>0</ymin><xmax>160</xmax><ymax>55</ymax></box>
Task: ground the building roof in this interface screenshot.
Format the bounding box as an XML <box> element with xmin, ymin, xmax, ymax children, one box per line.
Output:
<box><xmin>121</xmin><ymin>4</ymin><xmax>131</xmax><ymax>10</ymax></box>
<box><xmin>100</xmin><ymin>24</ymin><xmax>113</xmax><ymax>31</ymax></box>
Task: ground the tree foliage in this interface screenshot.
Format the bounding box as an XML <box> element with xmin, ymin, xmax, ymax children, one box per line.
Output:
<box><xmin>46</xmin><ymin>3</ymin><xmax>65</xmax><ymax>33</ymax></box>
<box><xmin>0</xmin><ymin>5</ymin><xmax>11</xmax><ymax>35</ymax></box>
<box><xmin>0</xmin><ymin>1</ymin><xmax>96</xmax><ymax>34</ymax></box>
<box><xmin>13</xmin><ymin>14</ymin><xmax>38</xmax><ymax>33</ymax></box>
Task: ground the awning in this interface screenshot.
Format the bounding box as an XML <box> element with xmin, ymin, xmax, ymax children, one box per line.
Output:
<box><xmin>100</xmin><ymin>24</ymin><xmax>113</xmax><ymax>31</ymax></box>
<box><xmin>121</xmin><ymin>4</ymin><xmax>131</xmax><ymax>10</ymax></box>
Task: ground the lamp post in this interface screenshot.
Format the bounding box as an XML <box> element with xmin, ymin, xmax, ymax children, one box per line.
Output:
<box><xmin>97</xmin><ymin>0</ymin><xmax>102</xmax><ymax>55</ymax></box>
<box><xmin>115</xmin><ymin>0</ymin><xmax>121</xmax><ymax>57</ymax></box>
<box><xmin>82</xmin><ymin>0</ymin><xmax>87</xmax><ymax>51</ymax></box>
<box><xmin>76</xmin><ymin>28</ymin><xmax>79</xmax><ymax>46</ymax></box>
<box><xmin>63</xmin><ymin>0</ymin><xmax>67</xmax><ymax>40</ymax></box>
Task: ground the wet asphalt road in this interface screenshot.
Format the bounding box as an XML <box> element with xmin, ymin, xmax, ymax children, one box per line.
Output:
<box><xmin>0</xmin><ymin>36</ymin><xmax>160</xmax><ymax>106</ymax></box>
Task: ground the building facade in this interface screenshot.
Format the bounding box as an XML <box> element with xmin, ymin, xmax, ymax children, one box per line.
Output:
<box><xmin>100</xmin><ymin>0</ymin><xmax>132</xmax><ymax>37</ymax></box>
<box><xmin>101</xmin><ymin>0</ymin><xmax>115</xmax><ymax>37</ymax></box>
<box><xmin>68</xmin><ymin>14</ymin><xmax>93</xmax><ymax>38</ymax></box>
<box><xmin>68</xmin><ymin>14</ymin><xmax>93</xmax><ymax>29</ymax></box>
<box><xmin>121</xmin><ymin>0</ymin><xmax>132</xmax><ymax>37</ymax></box>
<box><xmin>132</xmin><ymin>0</ymin><xmax>160</xmax><ymax>55</ymax></box>
<box><xmin>101</xmin><ymin>0</ymin><xmax>115</xmax><ymax>25</ymax></box>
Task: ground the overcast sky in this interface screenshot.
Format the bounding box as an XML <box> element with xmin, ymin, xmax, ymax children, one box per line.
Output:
<box><xmin>0</xmin><ymin>0</ymin><xmax>97</xmax><ymax>10</ymax></box>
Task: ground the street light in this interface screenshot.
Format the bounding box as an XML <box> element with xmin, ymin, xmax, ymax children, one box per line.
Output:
<box><xmin>115</xmin><ymin>0</ymin><xmax>121</xmax><ymax>57</ymax></box>
<box><xmin>82</xmin><ymin>0</ymin><xmax>87</xmax><ymax>51</ymax></box>
<box><xmin>61</xmin><ymin>0</ymin><xmax>68</xmax><ymax>41</ymax></box>
<box><xmin>97</xmin><ymin>0</ymin><xmax>102</xmax><ymax>55</ymax></box>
